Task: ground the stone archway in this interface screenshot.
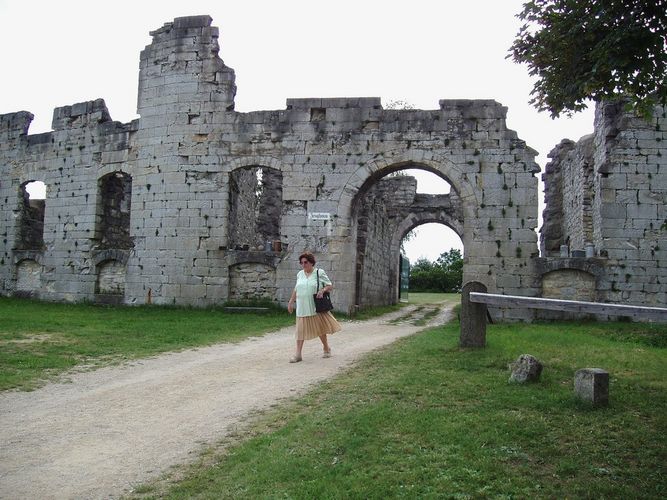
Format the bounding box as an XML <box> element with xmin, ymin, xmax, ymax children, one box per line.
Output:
<box><xmin>338</xmin><ymin>150</ymin><xmax>477</xmax><ymax>221</ymax></box>
<box><xmin>349</xmin><ymin>158</ymin><xmax>467</xmax><ymax>308</ymax></box>
<box><xmin>388</xmin><ymin>215</ymin><xmax>463</xmax><ymax>303</ymax></box>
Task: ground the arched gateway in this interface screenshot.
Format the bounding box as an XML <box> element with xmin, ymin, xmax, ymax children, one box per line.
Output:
<box><xmin>0</xmin><ymin>15</ymin><xmax>541</xmax><ymax>320</ymax></box>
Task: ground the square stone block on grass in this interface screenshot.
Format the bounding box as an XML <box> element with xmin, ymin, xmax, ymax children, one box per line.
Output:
<box><xmin>574</xmin><ymin>368</ymin><xmax>609</xmax><ymax>406</ymax></box>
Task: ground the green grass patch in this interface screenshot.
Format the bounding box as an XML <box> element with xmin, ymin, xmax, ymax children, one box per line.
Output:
<box><xmin>407</xmin><ymin>291</ymin><xmax>460</xmax><ymax>306</ymax></box>
<box><xmin>138</xmin><ymin>319</ymin><xmax>667</xmax><ymax>499</ymax></box>
<box><xmin>0</xmin><ymin>297</ymin><xmax>295</xmax><ymax>391</ymax></box>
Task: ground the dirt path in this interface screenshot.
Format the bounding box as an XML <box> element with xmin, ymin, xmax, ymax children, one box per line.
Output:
<box><xmin>0</xmin><ymin>305</ymin><xmax>453</xmax><ymax>499</ymax></box>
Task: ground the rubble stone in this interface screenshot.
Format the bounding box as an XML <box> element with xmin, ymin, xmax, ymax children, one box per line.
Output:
<box><xmin>508</xmin><ymin>354</ymin><xmax>543</xmax><ymax>383</ymax></box>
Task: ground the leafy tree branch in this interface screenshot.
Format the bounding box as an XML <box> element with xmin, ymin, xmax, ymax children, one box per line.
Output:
<box><xmin>509</xmin><ymin>0</ymin><xmax>667</xmax><ymax>117</ymax></box>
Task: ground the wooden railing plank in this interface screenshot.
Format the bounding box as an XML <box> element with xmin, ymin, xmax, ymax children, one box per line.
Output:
<box><xmin>469</xmin><ymin>292</ymin><xmax>667</xmax><ymax>322</ymax></box>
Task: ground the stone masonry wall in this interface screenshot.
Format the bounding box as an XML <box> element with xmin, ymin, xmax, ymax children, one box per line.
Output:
<box><xmin>540</xmin><ymin>101</ymin><xmax>667</xmax><ymax>309</ymax></box>
<box><xmin>0</xmin><ymin>101</ymin><xmax>134</xmax><ymax>302</ymax></box>
<box><xmin>0</xmin><ymin>15</ymin><xmax>541</xmax><ymax>316</ymax></box>
<box><xmin>356</xmin><ymin>177</ymin><xmax>418</xmax><ymax>307</ymax></box>
<box><xmin>593</xmin><ymin>102</ymin><xmax>667</xmax><ymax>306</ymax></box>
<box><xmin>562</xmin><ymin>135</ymin><xmax>595</xmax><ymax>251</ymax></box>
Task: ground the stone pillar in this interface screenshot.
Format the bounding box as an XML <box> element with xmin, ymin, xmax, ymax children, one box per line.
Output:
<box><xmin>460</xmin><ymin>281</ymin><xmax>487</xmax><ymax>348</ymax></box>
<box><xmin>574</xmin><ymin>368</ymin><xmax>609</xmax><ymax>406</ymax></box>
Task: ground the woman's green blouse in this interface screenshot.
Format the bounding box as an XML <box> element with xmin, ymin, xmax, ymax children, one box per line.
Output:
<box><xmin>294</xmin><ymin>268</ymin><xmax>332</xmax><ymax>317</ymax></box>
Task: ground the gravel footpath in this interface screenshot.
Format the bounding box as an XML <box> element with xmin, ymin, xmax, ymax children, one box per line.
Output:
<box><xmin>0</xmin><ymin>305</ymin><xmax>452</xmax><ymax>499</ymax></box>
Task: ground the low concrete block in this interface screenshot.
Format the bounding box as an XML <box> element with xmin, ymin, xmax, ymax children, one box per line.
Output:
<box><xmin>574</xmin><ymin>368</ymin><xmax>609</xmax><ymax>406</ymax></box>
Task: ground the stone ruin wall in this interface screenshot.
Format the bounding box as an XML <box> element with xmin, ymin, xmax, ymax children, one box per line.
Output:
<box><xmin>540</xmin><ymin>101</ymin><xmax>667</xmax><ymax>310</ymax></box>
<box><xmin>0</xmin><ymin>14</ymin><xmax>578</xmax><ymax>319</ymax></box>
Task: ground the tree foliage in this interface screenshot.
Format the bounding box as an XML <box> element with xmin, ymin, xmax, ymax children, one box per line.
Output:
<box><xmin>409</xmin><ymin>249</ymin><xmax>463</xmax><ymax>293</ymax></box>
<box><xmin>509</xmin><ymin>0</ymin><xmax>667</xmax><ymax>117</ymax></box>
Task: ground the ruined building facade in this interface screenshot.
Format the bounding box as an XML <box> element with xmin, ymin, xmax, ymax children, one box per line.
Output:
<box><xmin>540</xmin><ymin>102</ymin><xmax>667</xmax><ymax>308</ymax></box>
<box><xmin>1</xmin><ymin>16</ymin><xmax>665</xmax><ymax>317</ymax></box>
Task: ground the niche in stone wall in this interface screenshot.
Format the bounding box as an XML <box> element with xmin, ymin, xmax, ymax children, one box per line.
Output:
<box><xmin>16</xmin><ymin>181</ymin><xmax>46</xmax><ymax>250</ymax></box>
<box><xmin>542</xmin><ymin>269</ymin><xmax>596</xmax><ymax>302</ymax></box>
<box><xmin>16</xmin><ymin>259</ymin><xmax>41</xmax><ymax>294</ymax></box>
<box><xmin>228</xmin><ymin>166</ymin><xmax>282</xmax><ymax>251</ymax></box>
<box><xmin>96</xmin><ymin>259</ymin><xmax>127</xmax><ymax>296</ymax></box>
<box><xmin>228</xmin><ymin>263</ymin><xmax>277</xmax><ymax>302</ymax></box>
<box><xmin>96</xmin><ymin>172</ymin><xmax>133</xmax><ymax>249</ymax></box>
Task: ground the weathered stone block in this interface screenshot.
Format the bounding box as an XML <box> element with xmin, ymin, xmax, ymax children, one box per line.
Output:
<box><xmin>574</xmin><ymin>368</ymin><xmax>609</xmax><ymax>406</ymax></box>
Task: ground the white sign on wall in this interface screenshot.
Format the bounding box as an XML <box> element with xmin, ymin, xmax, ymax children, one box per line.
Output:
<box><xmin>308</xmin><ymin>212</ymin><xmax>331</xmax><ymax>221</ymax></box>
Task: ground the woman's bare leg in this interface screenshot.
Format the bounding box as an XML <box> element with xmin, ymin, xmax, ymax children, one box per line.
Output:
<box><xmin>289</xmin><ymin>339</ymin><xmax>304</xmax><ymax>362</ymax></box>
<box><xmin>319</xmin><ymin>334</ymin><xmax>331</xmax><ymax>356</ymax></box>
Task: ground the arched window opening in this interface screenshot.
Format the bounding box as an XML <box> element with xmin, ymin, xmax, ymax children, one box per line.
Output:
<box><xmin>97</xmin><ymin>172</ymin><xmax>133</xmax><ymax>249</ymax></box>
<box><xmin>16</xmin><ymin>181</ymin><xmax>46</xmax><ymax>250</ymax></box>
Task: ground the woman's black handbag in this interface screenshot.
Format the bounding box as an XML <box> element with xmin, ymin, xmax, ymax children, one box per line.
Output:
<box><xmin>313</xmin><ymin>269</ymin><xmax>334</xmax><ymax>313</ymax></box>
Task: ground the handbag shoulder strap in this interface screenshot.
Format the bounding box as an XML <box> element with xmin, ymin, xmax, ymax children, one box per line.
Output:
<box><xmin>316</xmin><ymin>269</ymin><xmax>320</xmax><ymax>291</ymax></box>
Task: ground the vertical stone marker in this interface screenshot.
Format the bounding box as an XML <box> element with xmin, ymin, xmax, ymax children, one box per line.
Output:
<box><xmin>574</xmin><ymin>368</ymin><xmax>609</xmax><ymax>406</ymax></box>
<box><xmin>460</xmin><ymin>281</ymin><xmax>487</xmax><ymax>347</ymax></box>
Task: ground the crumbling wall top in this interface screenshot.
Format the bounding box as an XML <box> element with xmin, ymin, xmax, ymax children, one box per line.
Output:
<box><xmin>439</xmin><ymin>99</ymin><xmax>507</xmax><ymax>118</ymax></box>
<box><xmin>51</xmin><ymin>99</ymin><xmax>111</xmax><ymax>130</ymax></box>
<box><xmin>148</xmin><ymin>15</ymin><xmax>214</xmax><ymax>38</ymax></box>
<box><xmin>285</xmin><ymin>97</ymin><xmax>382</xmax><ymax>110</ymax></box>
<box><xmin>0</xmin><ymin>111</ymin><xmax>33</xmax><ymax>141</ymax></box>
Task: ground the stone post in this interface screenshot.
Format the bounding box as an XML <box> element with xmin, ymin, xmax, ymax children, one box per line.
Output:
<box><xmin>574</xmin><ymin>368</ymin><xmax>609</xmax><ymax>406</ymax></box>
<box><xmin>460</xmin><ymin>281</ymin><xmax>487</xmax><ymax>348</ymax></box>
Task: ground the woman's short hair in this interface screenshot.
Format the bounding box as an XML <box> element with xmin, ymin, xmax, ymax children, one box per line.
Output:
<box><xmin>298</xmin><ymin>252</ymin><xmax>316</xmax><ymax>264</ymax></box>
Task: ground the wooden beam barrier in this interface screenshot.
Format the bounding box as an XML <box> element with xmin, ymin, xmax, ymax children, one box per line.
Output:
<box><xmin>469</xmin><ymin>293</ymin><xmax>667</xmax><ymax>323</ymax></box>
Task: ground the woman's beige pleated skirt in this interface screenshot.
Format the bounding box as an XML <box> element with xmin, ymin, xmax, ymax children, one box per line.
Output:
<box><xmin>295</xmin><ymin>312</ymin><xmax>342</xmax><ymax>340</ymax></box>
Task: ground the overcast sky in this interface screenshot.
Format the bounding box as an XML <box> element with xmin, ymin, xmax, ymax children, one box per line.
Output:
<box><xmin>0</xmin><ymin>0</ymin><xmax>594</xmax><ymax>262</ymax></box>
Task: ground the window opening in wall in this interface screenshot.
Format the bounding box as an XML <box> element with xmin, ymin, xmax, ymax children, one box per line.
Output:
<box><xmin>97</xmin><ymin>172</ymin><xmax>133</xmax><ymax>249</ymax></box>
<box><xmin>17</xmin><ymin>181</ymin><xmax>46</xmax><ymax>250</ymax></box>
<box><xmin>229</xmin><ymin>166</ymin><xmax>283</xmax><ymax>251</ymax></box>
<box><xmin>310</xmin><ymin>107</ymin><xmax>326</xmax><ymax>121</ymax></box>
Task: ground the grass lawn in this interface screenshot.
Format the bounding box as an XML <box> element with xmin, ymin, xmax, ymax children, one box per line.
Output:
<box><xmin>0</xmin><ymin>297</ymin><xmax>296</xmax><ymax>391</ymax></box>
<box><xmin>134</xmin><ymin>318</ymin><xmax>667</xmax><ymax>499</ymax></box>
<box><xmin>406</xmin><ymin>291</ymin><xmax>460</xmax><ymax>306</ymax></box>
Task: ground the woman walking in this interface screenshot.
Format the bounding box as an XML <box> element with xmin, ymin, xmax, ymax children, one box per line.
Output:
<box><xmin>287</xmin><ymin>252</ymin><xmax>341</xmax><ymax>363</ymax></box>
